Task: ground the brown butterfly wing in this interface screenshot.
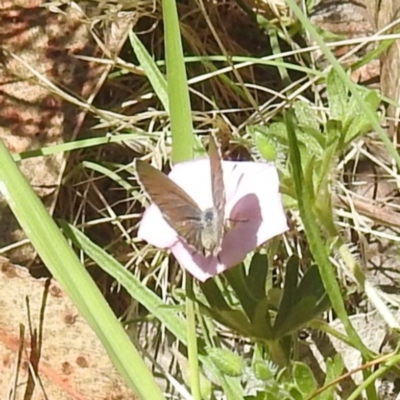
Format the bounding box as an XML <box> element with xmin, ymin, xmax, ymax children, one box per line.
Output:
<box><xmin>135</xmin><ymin>159</ymin><xmax>204</xmax><ymax>250</ymax></box>
<box><xmin>208</xmin><ymin>134</ymin><xmax>226</xmax><ymax>250</ymax></box>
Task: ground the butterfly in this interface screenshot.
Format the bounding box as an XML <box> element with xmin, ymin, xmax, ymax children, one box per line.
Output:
<box><xmin>135</xmin><ymin>135</ymin><xmax>225</xmax><ymax>256</ymax></box>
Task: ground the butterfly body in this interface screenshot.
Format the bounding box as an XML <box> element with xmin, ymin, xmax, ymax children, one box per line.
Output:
<box><xmin>135</xmin><ymin>135</ymin><xmax>225</xmax><ymax>256</ymax></box>
<box><xmin>199</xmin><ymin>207</ymin><xmax>223</xmax><ymax>255</ymax></box>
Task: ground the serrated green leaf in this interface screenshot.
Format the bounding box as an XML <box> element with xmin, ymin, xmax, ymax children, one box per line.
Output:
<box><xmin>327</xmin><ymin>70</ymin><xmax>348</xmax><ymax>121</ymax></box>
<box><xmin>208</xmin><ymin>348</ymin><xmax>244</xmax><ymax>377</ymax></box>
<box><xmin>260</xmin><ymin>122</ymin><xmax>288</xmax><ymax>143</ymax></box>
<box><xmin>301</xmin><ymin>126</ymin><xmax>326</xmax><ymax>149</ymax></box>
<box><xmin>296</xmin><ymin>131</ymin><xmax>324</xmax><ymax>156</ymax></box>
<box><xmin>344</xmin><ymin>90</ymin><xmax>379</xmax><ymax>145</ymax></box>
<box><xmin>294</xmin><ymin>101</ymin><xmax>320</xmax><ymax>131</ymax></box>
<box><xmin>253</xmin><ymin>361</ymin><xmax>275</xmax><ymax>381</ymax></box>
<box><xmin>343</xmin><ymin>108</ymin><xmax>367</xmax><ymax>144</ymax></box>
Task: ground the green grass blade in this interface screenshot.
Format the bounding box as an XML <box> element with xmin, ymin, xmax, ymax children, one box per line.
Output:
<box><xmin>60</xmin><ymin>221</ymin><xmax>189</xmax><ymax>344</ymax></box>
<box><xmin>13</xmin><ymin>133</ymin><xmax>150</xmax><ymax>162</ymax></box>
<box><xmin>81</xmin><ymin>161</ymin><xmax>135</xmax><ymax>192</ymax></box>
<box><xmin>129</xmin><ymin>31</ymin><xmax>170</xmax><ymax>113</ymax></box>
<box><xmin>163</xmin><ymin>0</ymin><xmax>194</xmax><ymax>163</ymax></box>
<box><xmin>163</xmin><ymin>2</ymin><xmax>200</xmax><ymax>398</ymax></box>
<box><xmin>0</xmin><ymin>140</ymin><xmax>165</xmax><ymax>400</ymax></box>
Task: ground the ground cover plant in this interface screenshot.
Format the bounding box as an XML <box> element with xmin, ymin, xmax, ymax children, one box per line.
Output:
<box><xmin>0</xmin><ymin>0</ymin><xmax>400</xmax><ymax>399</ymax></box>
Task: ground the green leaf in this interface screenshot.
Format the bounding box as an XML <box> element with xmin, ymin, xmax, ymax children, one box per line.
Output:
<box><xmin>253</xmin><ymin>361</ymin><xmax>275</xmax><ymax>381</ymax></box>
<box><xmin>202</xmin><ymin>358</ymin><xmax>245</xmax><ymax>400</ymax></box>
<box><xmin>344</xmin><ymin>90</ymin><xmax>380</xmax><ymax>146</ymax></box>
<box><xmin>363</xmin><ymin>89</ymin><xmax>381</xmax><ymax>111</ymax></box>
<box><xmin>212</xmin><ymin>308</ymin><xmax>256</xmax><ymax>337</ymax></box>
<box><xmin>255</xmin><ymin>133</ymin><xmax>278</xmax><ymax>162</ymax></box>
<box><xmin>274</xmin><ymin>262</ymin><xmax>330</xmax><ymax>338</ymax></box>
<box><xmin>326</xmin><ymin>354</ymin><xmax>345</xmax><ymax>381</ymax></box>
<box><xmin>225</xmin><ymin>266</ymin><xmax>258</xmax><ymax>320</ymax></box>
<box><xmin>274</xmin><ymin>297</ymin><xmax>320</xmax><ymax>337</ymax></box>
<box><xmin>325</xmin><ymin>119</ymin><xmax>342</xmax><ymax>148</ymax></box>
<box><xmin>317</xmin><ymin>355</ymin><xmax>344</xmax><ymax>400</ymax></box>
<box><xmin>274</xmin><ymin>256</ymin><xmax>299</xmax><ymax>331</ymax></box>
<box><xmin>316</xmin><ymin>123</ymin><xmax>339</xmax><ymax>193</ymax></box>
<box><xmin>247</xmin><ymin>253</ymin><xmax>269</xmax><ymax>301</ymax></box>
<box><xmin>285</xmin><ymin>109</ymin><xmax>370</xmax><ymax>354</ymax></box>
<box><xmin>295</xmin><ymin>265</ymin><xmax>326</xmax><ymax>302</ymax></box>
<box><xmin>199</xmin><ymin>278</ymin><xmax>231</xmax><ymax>309</ymax></box>
<box><xmin>252</xmin><ymin>123</ymin><xmax>288</xmax><ymax>145</ymax></box>
<box><xmin>295</xmin><ymin>130</ymin><xmax>323</xmax><ymax>157</ymax></box>
<box><xmin>293</xmin><ymin>101</ymin><xmax>320</xmax><ymax>132</ymax></box>
<box><xmin>302</xmin><ymin>153</ymin><xmax>316</xmax><ymax>203</ymax></box>
<box><xmin>252</xmin><ymin>297</ymin><xmax>274</xmax><ymax>340</ymax></box>
<box><xmin>199</xmin><ymin>279</ymin><xmax>256</xmax><ymax>336</ymax></box>
<box><xmin>327</xmin><ymin>69</ymin><xmax>348</xmax><ymax>122</ymax></box>
<box><xmin>179</xmin><ymin>357</ymin><xmax>213</xmax><ymax>399</ymax></box>
<box><xmin>293</xmin><ymin>362</ymin><xmax>318</xmax><ymax>396</ymax></box>
<box><xmin>208</xmin><ymin>348</ymin><xmax>244</xmax><ymax>377</ymax></box>
<box><xmin>244</xmin><ymin>392</ymin><xmax>270</xmax><ymax>400</ymax></box>
<box><xmin>248</xmin><ymin>125</ymin><xmax>288</xmax><ymax>166</ymax></box>
<box><xmin>288</xmin><ymin>387</ymin><xmax>304</xmax><ymax>400</ymax></box>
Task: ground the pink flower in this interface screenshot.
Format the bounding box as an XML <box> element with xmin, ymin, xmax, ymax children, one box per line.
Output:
<box><xmin>138</xmin><ymin>159</ymin><xmax>288</xmax><ymax>281</ymax></box>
